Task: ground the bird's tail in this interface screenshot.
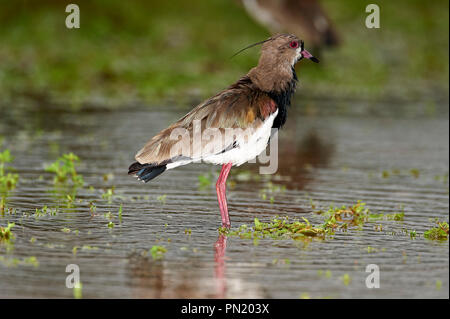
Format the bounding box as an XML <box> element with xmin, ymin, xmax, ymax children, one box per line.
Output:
<box><xmin>128</xmin><ymin>162</ymin><xmax>166</xmax><ymax>183</ymax></box>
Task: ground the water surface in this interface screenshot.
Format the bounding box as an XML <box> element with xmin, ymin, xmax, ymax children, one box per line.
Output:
<box><xmin>0</xmin><ymin>101</ymin><xmax>448</xmax><ymax>298</ymax></box>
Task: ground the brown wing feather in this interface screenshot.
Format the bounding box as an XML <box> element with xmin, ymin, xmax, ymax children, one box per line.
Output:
<box><xmin>135</xmin><ymin>76</ymin><xmax>277</xmax><ymax>165</ymax></box>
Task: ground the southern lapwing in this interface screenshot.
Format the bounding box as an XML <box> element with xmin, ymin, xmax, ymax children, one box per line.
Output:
<box><xmin>128</xmin><ymin>34</ymin><xmax>319</xmax><ymax>228</ymax></box>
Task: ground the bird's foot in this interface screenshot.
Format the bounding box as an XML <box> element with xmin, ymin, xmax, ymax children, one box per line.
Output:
<box><xmin>221</xmin><ymin>222</ymin><xmax>231</xmax><ymax>229</ymax></box>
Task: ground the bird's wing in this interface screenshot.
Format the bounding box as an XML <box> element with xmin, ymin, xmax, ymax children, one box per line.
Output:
<box><xmin>135</xmin><ymin>77</ymin><xmax>278</xmax><ymax>166</ymax></box>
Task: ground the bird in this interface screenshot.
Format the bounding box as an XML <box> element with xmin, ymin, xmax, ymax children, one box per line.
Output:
<box><xmin>128</xmin><ymin>34</ymin><xmax>319</xmax><ymax>228</ymax></box>
<box><xmin>240</xmin><ymin>0</ymin><xmax>340</xmax><ymax>50</ymax></box>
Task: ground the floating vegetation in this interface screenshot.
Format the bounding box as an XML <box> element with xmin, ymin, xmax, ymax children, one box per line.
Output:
<box><xmin>366</xmin><ymin>246</ymin><xmax>378</xmax><ymax>253</ymax></box>
<box><xmin>234</xmin><ymin>170</ymin><xmax>262</xmax><ymax>183</ymax></box>
<box><xmin>259</xmin><ymin>181</ymin><xmax>286</xmax><ymax>204</ymax></box>
<box><xmin>272</xmin><ymin>258</ymin><xmax>291</xmax><ymax>265</ymax></box>
<box><xmin>156</xmin><ymin>194</ymin><xmax>167</xmax><ymax>204</ymax></box>
<box><xmin>409</xmin><ymin>169</ymin><xmax>420</xmax><ymax>178</ymax></box>
<box><xmin>102</xmin><ymin>173</ymin><xmax>114</xmax><ymax>182</ymax></box>
<box><xmin>73</xmin><ymin>245</ymin><xmax>99</xmax><ymax>256</ymax></box>
<box><xmin>0</xmin><ymin>149</ymin><xmax>19</xmax><ymax>194</ymax></box>
<box><xmin>34</xmin><ymin>206</ymin><xmax>58</xmax><ymax>218</ymax></box>
<box><xmin>380</xmin><ymin>168</ymin><xmax>422</xmax><ymax>179</ymax></box>
<box><xmin>0</xmin><ymin>222</ymin><xmax>15</xmax><ymax>242</ymax></box>
<box><xmin>65</xmin><ymin>194</ymin><xmax>76</xmax><ymax>208</ymax></box>
<box><xmin>198</xmin><ymin>172</ymin><xmax>213</xmax><ymax>189</ymax></box>
<box><xmin>319</xmin><ymin>201</ymin><xmax>371</xmax><ymax>231</ymax></box>
<box><xmin>149</xmin><ymin>245</ymin><xmax>167</xmax><ymax>260</ymax></box>
<box><xmin>89</xmin><ymin>201</ymin><xmax>97</xmax><ymax>216</ymax></box>
<box><xmin>385</xmin><ymin>212</ymin><xmax>405</xmax><ymax>221</ymax></box>
<box><xmin>434</xmin><ymin>173</ymin><xmax>449</xmax><ymax>184</ymax></box>
<box><xmin>104</xmin><ymin>211</ymin><xmax>114</xmax><ymax>220</ymax></box>
<box><xmin>222</xmin><ymin>201</ymin><xmax>410</xmax><ymax>242</ymax></box>
<box><xmin>45</xmin><ymin>153</ymin><xmax>84</xmax><ymax>187</ymax></box>
<box><xmin>340</xmin><ymin>273</ymin><xmax>351</xmax><ymax>286</ymax></box>
<box><xmin>102</xmin><ymin>187</ymin><xmax>115</xmax><ymax>202</ymax></box>
<box><xmin>0</xmin><ymin>255</ymin><xmax>39</xmax><ymax>268</ymax></box>
<box><xmin>424</xmin><ymin>221</ymin><xmax>449</xmax><ymax>240</ymax></box>
<box><xmin>319</xmin><ymin>202</ymin><xmax>405</xmax><ymax>230</ymax></box>
<box><xmin>317</xmin><ymin>270</ymin><xmax>332</xmax><ymax>279</ymax></box>
<box><xmin>220</xmin><ymin>216</ymin><xmax>329</xmax><ymax>240</ymax></box>
<box><xmin>118</xmin><ymin>204</ymin><xmax>123</xmax><ymax>223</ymax></box>
<box><xmin>73</xmin><ymin>282</ymin><xmax>82</xmax><ymax>299</ymax></box>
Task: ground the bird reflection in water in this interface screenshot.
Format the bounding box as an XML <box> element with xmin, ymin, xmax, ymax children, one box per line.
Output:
<box><xmin>214</xmin><ymin>234</ymin><xmax>228</xmax><ymax>298</ymax></box>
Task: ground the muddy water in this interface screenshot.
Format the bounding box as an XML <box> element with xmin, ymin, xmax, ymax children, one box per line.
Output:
<box><xmin>0</xmin><ymin>101</ymin><xmax>448</xmax><ymax>298</ymax></box>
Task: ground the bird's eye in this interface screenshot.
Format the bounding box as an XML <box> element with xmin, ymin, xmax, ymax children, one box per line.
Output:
<box><xmin>289</xmin><ymin>41</ymin><xmax>299</xmax><ymax>49</ymax></box>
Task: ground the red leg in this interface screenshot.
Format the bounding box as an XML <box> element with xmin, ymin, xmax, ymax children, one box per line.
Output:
<box><xmin>216</xmin><ymin>163</ymin><xmax>232</xmax><ymax>228</ymax></box>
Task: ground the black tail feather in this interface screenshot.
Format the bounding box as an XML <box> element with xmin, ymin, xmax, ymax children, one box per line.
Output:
<box><xmin>128</xmin><ymin>162</ymin><xmax>166</xmax><ymax>183</ymax></box>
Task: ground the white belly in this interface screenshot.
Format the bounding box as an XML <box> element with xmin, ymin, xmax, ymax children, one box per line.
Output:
<box><xmin>203</xmin><ymin>110</ymin><xmax>278</xmax><ymax>166</ymax></box>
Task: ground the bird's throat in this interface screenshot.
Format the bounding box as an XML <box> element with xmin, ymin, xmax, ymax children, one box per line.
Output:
<box><xmin>268</xmin><ymin>69</ymin><xmax>297</xmax><ymax>129</ymax></box>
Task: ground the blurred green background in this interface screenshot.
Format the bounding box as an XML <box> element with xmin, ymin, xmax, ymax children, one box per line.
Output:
<box><xmin>0</xmin><ymin>0</ymin><xmax>448</xmax><ymax>109</ymax></box>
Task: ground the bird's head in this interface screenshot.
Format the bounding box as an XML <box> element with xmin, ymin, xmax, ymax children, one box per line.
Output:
<box><xmin>259</xmin><ymin>34</ymin><xmax>319</xmax><ymax>66</ymax></box>
<box><xmin>242</xmin><ymin>34</ymin><xmax>319</xmax><ymax>92</ymax></box>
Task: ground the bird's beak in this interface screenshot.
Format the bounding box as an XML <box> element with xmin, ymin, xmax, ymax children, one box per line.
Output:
<box><xmin>301</xmin><ymin>49</ymin><xmax>319</xmax><ymax>63</ymax></box>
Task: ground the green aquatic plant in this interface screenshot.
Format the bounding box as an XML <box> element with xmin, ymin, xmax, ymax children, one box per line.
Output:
<box><xmin>0</xmin><ymin>222</ymin><xmax>15</xmax><ymax>242</ymax></box>
<box><xmin>102</xmin><ymin>187</ymin><xmax>115</xmax><ymax>202</ymax></box>
<box><xmin>104</xmin><ymin>211</ymin><xmax>113</xmax><ymax>220</ymax></box>
<box><xmin>320</xmin><ymin>201</ymin><xmax>370</xmax><ymax>231</ymax></box>
<box><xmin>385</xmin><ymin>212</ymin><xmax>405</xmax><ymax>221</ymax></box>
<box><xmin>150</xmin><ymin>245</ymin><xmax>167</xmax><ymax>260</ymax></box>
<box><xmin>340</xmin><ymin>273</ymin><xmax>351</xmax><ymax>286</ymax></box>
<box><xmin>366</xmin><ymin>246</ymin><xmax>378</xmax><ymax>253</ymax></box>
<box><xmin>73</xmin><ymin>282</ymin><xmax>82</xmax><ymax>299</ymax></box>
<box><xmin>424</xmin><ymin>221</ymin><xmax>449</xmax><ymax>240</ymax></box>
<box><xmin>223</xmin><ymin>201</ymin><xmax>410</xmax><ymax>243</ymax></box>
<box><xmin>221</xmin><ymin>216</ymin><xmax>329</xmax><ymax>240</ymax></box>
<box><xmin>89</xmin><ymin>201</ymin><xmax>97</xmax><ymax>216</ymax></box>
<box><xmin>45</xmin><ymin>153</ymin><xmax>84</xmax><ymax>186</ymax></box>
<box><xmin>409</xmin><ymin>169</ymin><xmax>420</xmax><ymax>178</ymax></box>
<box><xmin>118</xmin><ymin>204</ymin><xmax>123</xmax><ymax>223</ymax></box>
<box><xmin>34</xmin><ymin>206</ymin><xmax>58</xmax><ymax>218</ymax></box>
<box><xmin>272</xmin><ymin>258</ymin><xmax>290</xmax><ymax>266</ymax></box>
<box><xmin>198</xmin><ymin>172</ymin><xmax>213</xmax><ymax>189</ymax></box>
<box><xmin>156</xmin><ymin>194</ymin><xmax>167</xmax><ymax>204</ymax></box>
<box><xmin>259</xmin><ymin>181</ymin><xmax>286</xmax><ymax>203</ymax></box>
<box><xmin>0</xmin><ymin>255</ymin><xmax>39</xmax><ymax>268</ymax></box>
<box><xmin>434</xmin><ymin>173</ymin><xmax>448</xmax><ymax>184</ymax></box>
<box><xmin>0</xmin><ymin>149</ymin><xmax>19</xmax><ymax>193</ymax></box>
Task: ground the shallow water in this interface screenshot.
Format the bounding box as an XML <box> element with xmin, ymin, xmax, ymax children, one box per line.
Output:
<box><xmin>0</xmin><ymin>101</ymin><xmax>448</xmax><ymax>298</ymax></box>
